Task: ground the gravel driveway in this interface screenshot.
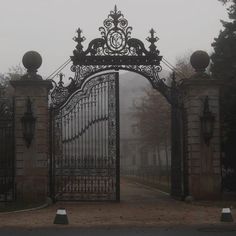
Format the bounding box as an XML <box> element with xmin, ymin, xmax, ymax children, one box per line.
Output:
<box><xmin>0</xmin><ymin>178</ymin><xmax>235</xmax><ymax>228</ymax></box>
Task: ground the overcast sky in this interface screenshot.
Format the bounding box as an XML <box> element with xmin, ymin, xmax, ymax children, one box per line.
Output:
<box><xmin>0</xmin><ymin>0</ymin><xmax>228</xmax><ymax>78</ymax></box>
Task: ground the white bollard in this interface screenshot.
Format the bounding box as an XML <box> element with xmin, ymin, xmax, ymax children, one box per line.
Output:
<box><xmin>220</xmin><ymin>208</ymin><xmax>233</xmax><ymax>222</ymax></box>
<box><xmin>53</xmin><ymin>208</ymin><xmax>69</xmax><ymax>224</ymax></box>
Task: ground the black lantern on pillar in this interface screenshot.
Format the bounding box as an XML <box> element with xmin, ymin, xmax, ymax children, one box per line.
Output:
<box><xmin>21</xmin><ymin>97</ymin><xmax>36</xmax><ymax>148</ymax></box>
<box><xmin>200</xmin><ymin>96</ymin><xmax>215</xmax><ymax>145</ymax></box>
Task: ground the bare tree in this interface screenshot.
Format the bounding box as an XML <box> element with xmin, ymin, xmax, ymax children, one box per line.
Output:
<box><xmin>133</xmin><ymin>53</ymin><xmax>195</xmax><ymax>146</ymax></box>
<box><xmin>0</xmin><ymin>64</ymin><xmax>25</xmax><ymax>97</ymax></box>
<box><xmin>175</xmin><ymin>53</ymin><xmax>195</xmax><ymax>79</ymax></box>
<box><xmin>133</xmin><ymin>88</ymin><xmax>171</xmax><ymax>148</ymax></box>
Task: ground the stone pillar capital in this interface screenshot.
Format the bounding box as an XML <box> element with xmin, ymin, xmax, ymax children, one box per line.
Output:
<box><xmin>10</xmin><ymin>79</ymin><xmax>53</xmax><ymax>91</ymax></box>
<box><xmin>180</xmin><ymin>77</ymin><xmax>224</xmax><ymax>90</ymax></box>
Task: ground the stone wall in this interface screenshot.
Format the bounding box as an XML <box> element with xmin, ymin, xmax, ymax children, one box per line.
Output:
<box><xmin>11</xmin><ymin>80</ymin><xmax>51</xmax><ymax>203</ymax></box>
<box><xmin>181</xmin><ymin>78</ymin><xmax>222</xmax><ymax>200</ymax></box>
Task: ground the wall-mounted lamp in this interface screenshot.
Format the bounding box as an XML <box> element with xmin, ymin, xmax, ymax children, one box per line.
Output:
<box><xmin>21</xmin><ymin>97</ymin><xmax>36</xmax><ymax>148</ymax></box>
<box><xmin>200</xmin><ymin>96</ymin><xmax>215</xmax><ymax>145</ymax></box>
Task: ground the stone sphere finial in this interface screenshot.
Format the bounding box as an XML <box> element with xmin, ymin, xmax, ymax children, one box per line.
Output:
<box><xmin>22</xmin><ymin>51</ymin><xmax>42</xmax><ymax>73</ymax></box>
<box><xmin>190</xmin><ymin>50</ymin><xmax>210</xmax><ymax>73</ymax></box>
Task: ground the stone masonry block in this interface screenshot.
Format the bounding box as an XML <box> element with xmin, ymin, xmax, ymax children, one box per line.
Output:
<box><xmin>190</xmin><ymin>167</ymin><xmax>201</xmax><ymax>174</ymax></box>
<box><xmin>187</xmin><ymin>129</ymin><xmax>200</xmax><ymax>137</ymax></box>
<box><xmin>15</xmin><ymin>137</ymin><xmax>25</xmax><ymax>145</ymax></box>
<box><xmin>188</xmin><ymin>136</ymin><xmax>200</xmax><ymax>144</ymax></box>
<box><xmin>15</xmin><ymin>87</ymin><xmax>47</xmax><ymax>97</ymax></box>
<box><xmin>209</xmin><ymin>98</ymin><xmax>219</xmax><ymax>107</ymax></box>
<box><xmin>184</xmin><ymin>99</ymin><xmax>201</xmax><ymax>108</ymax></box>
<box><xmin>213</xmin><ymin>152</ymin><xmax>220</xmax><ymax>160</ymax></box>
<box><xmin>188</xmin><ymin>159</ymin><xmax>201</xmax><ymax>167</ymax></box>
<box><xmin>213</xmin><ymin>167</ymin><xmax>221</xmax><ymax>174</ymax></box>
<box><xmin>16</xmin><ymin>145</ymin><xmax>26</xmax><ymax>153</ymax></box>
<box><xmin>35</xmin><ymin>115</ymin><xmax>48</xmax><ymax>123</ymax></box>
<box><xmin>213</xmin><ymin>159</ymin><xmax>220</xmax><ymax>167</ymax></box>
<box><xmin>15</xmin><ymin>107</ymin><xmax>25</xmax><ymax>114</ymax></box>
<box><xmin>37</xmin><ymin>144</ymin><xmax>48</xmax><ymax>153</ymax></box>
<box><xmin>35</xmin><ymin>137</ymin><xmax>48</xmax><ymax>146</ymax></box>
<box><xmin>15</xmin><ymin>99</ymin><xmax>26</xmax><ymax>108</ymax></box>
<box><xmin>188</xmin><ymin>121</ymin><xmax>200</xmax><ymax>129</ymax></box>
<box><xmin>16</xmin><ymin>169</ymin><xmax>24</xmax><ymax>176</ymax></box>
<box><xmin>211</xmin><ymin>136</ymin><xmax>220</xmax><ymax>145</ymax></box>
<box><xmin>212</xmin><ymin>144</ymin><xmax>221</xmax><ymax>152</ymax></box>
<box><xmin>36</xmin><ymin>121</ymin><xmax>48</xmax><ymax>130</ymax></box>
<box><xmin>187</xmin><ymin>114</ymin><xmax>200</xmax><ymax>123</ymax></box>
<box><xmin>35</xmin><ymin>107</ymin><xmax>49</xmax><ymax>116</ymax></box>
<box><xmin>15</xmin><ymin>129</ymin><xmax>23</xmax><ymax>138</ymax></box>
<box><xmin>188</xmin><ymin>144</ymin><xmax>200</xmax><ymax>152</ymax></box>
<box><xmin>16</xmin><ymin>160</ymin><xmax>24</xmax><ymax>168</ymax></box>
<box><xmin>15</xmin><ymin>152</ymin><xmax>24</xmax><ymax>161</ymax></box>
<box><xmin>188</xmin><ymin>106</ymin><xmax>201</xmax><ymax>114</ymax></box>
<box><xmin>36</xmin><ymin>160</ymin><xmax>48</xmax><ymax>168</ymax></box>
<box><xmin>35</xmin><ymin>100</ymin><xmax>49</xmax><ymax>107</ymax></box>
<box><xmin>36</xmin><ymin>129</ymin><xmax>48</xmax><ymax>136</ymax></box>
<box><xmin>35</xmin><ymin>153</ymin><xmax>48</xmax><ymax>161</ymax></box>
<box><xmin>36</xmin><ymin>133</ymin><xmax>47</xmax><ymax>142</ymax></box>
<box><xmin>187</xmin><ymin>151</ymin><xmax>201</xmax><ymax>160</ymax></box>
<box><xmin>187</xmin><ymin>88</ymin><xmax>219</xmax><ymax>97</ymax></box>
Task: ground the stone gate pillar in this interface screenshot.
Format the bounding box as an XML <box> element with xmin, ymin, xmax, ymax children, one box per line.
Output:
<box><xmin>11</xmin><ymin>51</ymin><xmax>52</xmax><ymax>203</ymax></box>
<box><xmin>181</xmin><ymin>51</ymin><xmax>222</xmax><ymax>200</ymax></box>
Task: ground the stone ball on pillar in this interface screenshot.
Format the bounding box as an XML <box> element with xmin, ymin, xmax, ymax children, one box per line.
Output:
<box><xmin>190</xmin><ymin>50</ymin><xmax>210</xmax><ymax>73</ymax></box>
<box><xmin>22</xmin><ymin>51</ymin><xmax>42</xmax><ymax>73</ymax></box>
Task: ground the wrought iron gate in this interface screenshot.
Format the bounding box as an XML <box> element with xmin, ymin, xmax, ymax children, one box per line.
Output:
<box><xmin>50</xmin><ymin>72</ymin><xmax>120</xmax><ymax>201</ymax></box>
<box><xmin>0</xmin><ymin>98</ymin><xmax>15</xmax><ymax>202</ymax></box>
<box><xmin>49</xmin><ymin>5</ymin><xmax>184</xmax><ymax>201</ymax></box>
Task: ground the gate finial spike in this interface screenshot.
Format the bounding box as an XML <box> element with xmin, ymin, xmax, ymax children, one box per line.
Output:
<box><xmin>73</xmin><ymin>28</ymin><xmax>85</xmax><ymax>53</ymax></box>
<box><xmin>146</xmin><ymin>28</ymin><xmax>159</xmax><ymax>54</ymax></box>
<box><xmin>58</xmin><ymin>73</ymin><xmax>64</xmax><ymax>87</ymax></box>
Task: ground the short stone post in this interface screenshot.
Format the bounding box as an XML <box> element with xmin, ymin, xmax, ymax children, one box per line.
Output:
<box><xmin>11</xmin><ymin>51</ymin><xmax>52</xmax><ymax>203</ymax></box>
<box><xmin>181</xmin><ymin>51</ymin><xmax>222</xmax><ymax>200</ymax></box>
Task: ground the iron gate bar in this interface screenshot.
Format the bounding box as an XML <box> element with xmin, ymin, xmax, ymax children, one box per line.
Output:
<box><xmin>170</xmin><ymin>76</ymin><xmax>183</xmax><ymax>199</ymax></box>
<box><xmin>115</xmin><ymin>72</ymin><xmax>120</xmax><ymax>201</ymax></box>
<box><xmin>0</xmin><ymin>98</ymin><xmax>15</xmax><ymax>202</ymax></box>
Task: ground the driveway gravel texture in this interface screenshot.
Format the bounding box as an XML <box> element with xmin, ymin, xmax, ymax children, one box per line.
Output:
<box><xmin>0</xmin><ymin>178</ymin><xmax>235</xmax><ymax>228</ymax></box>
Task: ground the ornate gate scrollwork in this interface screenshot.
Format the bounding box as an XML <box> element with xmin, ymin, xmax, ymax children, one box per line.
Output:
<box><xmin>50</xmin><ymin>5</ymin><xmax>172</xmax><ymax>108</ymax></box>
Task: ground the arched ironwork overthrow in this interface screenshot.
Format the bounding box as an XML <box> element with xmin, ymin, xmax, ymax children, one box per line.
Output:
<box><xmin>50</xmin><ymin>5</ymin><xmax>172</xmax><ymax>107</ymax></box>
